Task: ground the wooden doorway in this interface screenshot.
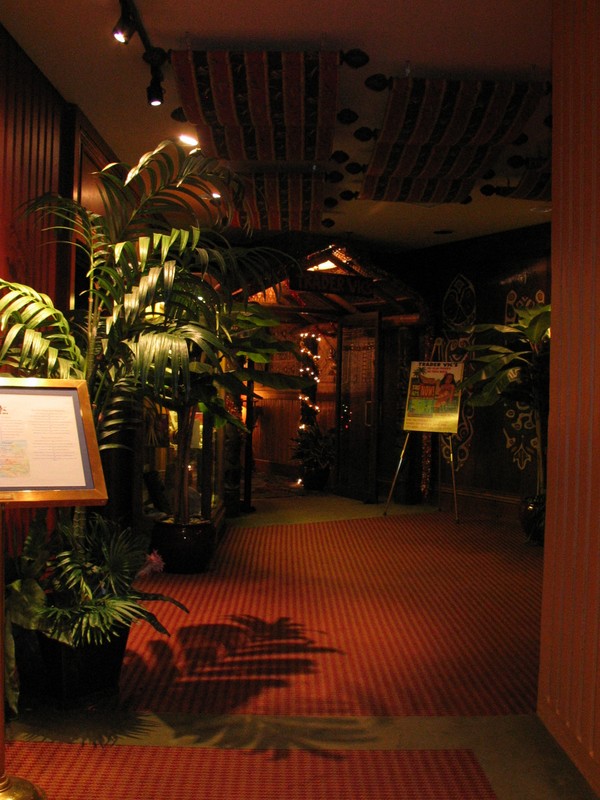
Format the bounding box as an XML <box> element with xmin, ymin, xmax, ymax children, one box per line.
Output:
<box><xmin>335</xmin><ymin>313</ymin><xmax>380</xmax><ymax>502</ymax></box>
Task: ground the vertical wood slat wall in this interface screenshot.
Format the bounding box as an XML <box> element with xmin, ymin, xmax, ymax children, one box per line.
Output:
<box><xmin>252</xmin><ymin>392</ymin><xmax>336</xmax><ymax>475</ymax></box>
<box><xmin>0</xmin><ymin>25</ymin><xmax>63</xmax><ymax>296</ymax></box>
<box><xmin>539</xmin><ymin>1</ymin><xmax>600</xmax><ymax>793</ymax></box>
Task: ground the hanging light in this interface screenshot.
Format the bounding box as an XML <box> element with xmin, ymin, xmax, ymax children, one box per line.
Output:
<box><xmin>147</xmin><ymin>73</ymin><xmax>164</xmax><ymax>106</ymax></box>
<box><xmin>143</xmin><ymin>47</ymin><xmax>168</xmax><ymax>107</ymax></box>
<box><xmin>112</xmin><ymin>0</ymin><xmax>137</xmax><ymax>44</ymax></box>
<box><xmin>112</xmin><ymin>1</ymin><xmax>171</xmax><ymax>107</ymax></box>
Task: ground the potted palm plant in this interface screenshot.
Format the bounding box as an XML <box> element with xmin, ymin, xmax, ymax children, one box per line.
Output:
<box><xmin>142</xmin><ymin>298</ymin><xmax>305</xmax><ymax>571</ymax></box>
<box><xmin>291</xmin><ymin>392</ymin><xmax>336</xmax><ymax>491</ymax></box>
<box><xmin>0</xmin><ymin>139</ymin><xmax>307</xmax><ymax>705</ymax></box>
<box><xmin>4</xmin><ymin>140</ymin><xmax>303</xmax><ymax>570</ymax></box>
<box><xmin>458</xmin><ymin>303</ymin><xmax>551</xmax><ymax>541</ymax></box>
<box><xmin>291</xmin><ymin>421</ymin><xmax>336</xmax><ymax>490</ymax></box>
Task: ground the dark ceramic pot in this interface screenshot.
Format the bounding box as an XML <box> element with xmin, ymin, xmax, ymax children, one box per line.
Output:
<box><xmin>302</xmin><ymin>467</ymin><xmax>330</xmax><ymax>491</ymax></box>
<box><xmin>34</xmin><ymin>626</ymin><xmax>130</xmax><ymax>709</ymax></box>
<box><xmin>152</xmin><ymin>518</ymin><xmax>216</xmax><ymax>573</ymax></box>
<box><xmin>519</xmin><ymin>494</ymin><xmax>546</xmax><ymax>544</ymax></box>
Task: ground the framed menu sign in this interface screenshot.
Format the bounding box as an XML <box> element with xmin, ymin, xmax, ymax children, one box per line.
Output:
<box><xmin>0</xmin><ymin>378</ymin><xmax>107</xmax><ymax>507</ymax></box>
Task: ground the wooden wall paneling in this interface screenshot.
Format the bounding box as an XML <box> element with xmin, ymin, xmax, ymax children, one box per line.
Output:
<box><xmin>0</xmin><ymin>25</ymin><xmax>63</xmax><ymax>296</ymax></box>
<box><xmin>539</xmin><ymin>1</ymin><xmax>600</xmax><ymax>793</ymax></box>
<box><xmin>57</xmin><ymin>105</ymin><xmax>118</xmax><ymax>310</ymax></box>
<box><xmin>251</xmin><ymin>389</ymin><xmax>336</xmax><ymax>476</ymax></box>
<box><xmin>0</xmin><ymin>28</ymin><xmax>9</xmax><ymax>277</ymax></box>
<box><xmin>0</xmin><ymin>28</ymin><xmax>116</xmax><ymax>309</ymax></box>
<box><xmin>252</xmin><ymin>392</ymin><xmax>300</xmax><ymax>474</ymax></box>
<box><xmin>0</xmin><ymin>26</ymin><xmax>65</xmax><ymax>546</ymax></box>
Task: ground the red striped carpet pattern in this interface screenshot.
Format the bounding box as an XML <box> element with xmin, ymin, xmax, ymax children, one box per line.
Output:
<box><xmin>124</xmin><ymin>513</ymin><xmax>542</xmax><ymax>717</ymax></box>
<box><xmin>6</xmin><ymin>742</ymin><xmax>498</xmax><ymax>800</ymax></box>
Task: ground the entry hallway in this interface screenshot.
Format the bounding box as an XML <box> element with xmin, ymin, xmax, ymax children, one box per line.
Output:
<box><xmin>5</xmin><ymin>491</ymin><xmax>599</xmax><ymax>799</ymax></box>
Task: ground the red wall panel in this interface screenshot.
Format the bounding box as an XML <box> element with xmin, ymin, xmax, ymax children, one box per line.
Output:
<box><xmin>0</xmin><ymin>25</ymin><xmax>63</xmax><ymax>297</ymax></box>
<box><xmin>539</xmin><ymin>1</ymin><xmax>600</xmax><ymax>793</ymax></box>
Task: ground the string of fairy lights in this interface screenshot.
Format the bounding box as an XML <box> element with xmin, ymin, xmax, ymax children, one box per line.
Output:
<box><xmin>298</xmin><ymin>331</ymin><xmax>321</xmax><ymax>427</ymax></box>
<box><xmin>299</xmin><ymin>332</ymin><xmax>321</xmax><ymax>382</ymax></box>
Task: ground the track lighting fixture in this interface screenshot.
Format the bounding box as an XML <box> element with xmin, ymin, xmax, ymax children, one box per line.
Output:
<box><xmin>147</xmin><ymin>75</ymin><xmax>164</xmax><ymax>106</ymax></box>
<box><xmin>143</xmin><ymin>47</ymin><xmax>168</xmax><ymax>107</ymax></box>
<box><xmin>113</xmin><ymin>0</ymin><xmax>137</xmax><ymax>44</ymax></box>
<box><xmin>112</xmin><ymin>0</ymin><xmax>170</xmax><ymax>108</ymax></box>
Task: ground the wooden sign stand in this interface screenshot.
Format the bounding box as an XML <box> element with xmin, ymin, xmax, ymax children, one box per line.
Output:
<box><xmin>0</xmin><ymin>379</ymin><xmax>108</xmax><ymax>799</ymax></box>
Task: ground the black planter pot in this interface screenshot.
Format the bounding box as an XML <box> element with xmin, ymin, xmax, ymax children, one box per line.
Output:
<box><xmin>302</xmin><ymin>466</ymin><xmax>330</xmax><ymax>491</ymax></box>
<box><xmin>151</xmin><ymin>518</ymin><xmax>216</xmax><ymax>573</ymax></box>
<box><xmin>18</xmin><ymin>627</ymin><xmax>130</xmax><ymax>709</ymax></box>
<box><xmin>519</xmin><ymin>494</ymin><xmax>546</xmax><ymax>544</ymax></box>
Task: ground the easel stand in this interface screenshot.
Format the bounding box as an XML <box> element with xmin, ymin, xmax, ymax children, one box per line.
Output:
<box><xmin>383</xmin><ymin>432</ymin><xmax>460</xmax><ymax>522</ymax></box>
<box><xmin>383</xmin><ymin>432</ymin><xmax>410</xmax><ymax>515</ymax></box>
<box><xmin>439</xmin><ymin>434</ymin><xmax>460</xmax><ymax>523</ymax></box>
<box><xmin>0</xmin><ymin>504</ymin><xmax>47</xmax><ymax>800</ymax></box>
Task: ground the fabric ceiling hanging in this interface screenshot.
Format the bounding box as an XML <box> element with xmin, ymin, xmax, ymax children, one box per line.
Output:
<box><xmin>239</xmin><ymin>172</ymin><xmax>326</xmax><ymax>232</ymax></box>
<box><xmin>171</xmin><ymin>49</ymin><xmax>339</xmax><ymax>232</ymax></box>
<box><xmin>504</xmin><ymin>168</ymin><xmax>552</xmax><ymax>201</ymax></box>
<box><xmin>171</xmin><ymin>50</ymin><xmax>339</xmax><ymax>162</ymax></box>
<box><xmin>360</xmin><ymin>77</ymin><xmax>548</xmax><ymax>203</ymax></box>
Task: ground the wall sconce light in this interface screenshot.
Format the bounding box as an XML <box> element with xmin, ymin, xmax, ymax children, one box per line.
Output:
<box><xmin>113</xmin><ymin>0</ymin><xmax>137</xmax><ymax>44</ymax></box>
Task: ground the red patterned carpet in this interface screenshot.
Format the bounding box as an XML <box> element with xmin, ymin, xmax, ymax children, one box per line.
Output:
<box><xmin>5</xmin><ymin>512</ymin><xmax>547</xmax><ymax>800</ymax></box>
<box><xmin>122</xmin><ymin>512</ymin><xmax>543</xmax><ymax>717</ymax></box>
<box><xmin>6</xmin><ymin>742</ymin><xmax>498</xmax><ymax>800</ymax></box>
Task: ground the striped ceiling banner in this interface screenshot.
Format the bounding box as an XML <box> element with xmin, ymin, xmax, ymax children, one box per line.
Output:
<box><xmin>240</xmin><ymin>171</ymin><xmax>327</xmax><ymax>232</ymax></box>
<box><xmin>171</xmin><ymin>49</ymin><xmax>338</xmax><ymax>232</ymax></box>
<box><xmin>506</xmin><ymin>168</ymin><xmax>552</xmax><ymax>201</ymax></box>
<box><xmin>361</xmin><ymin>77</ymin><xmax>547</xmax><ymax>203</ymax></box>
<box><xmin>171</xmin><ymin>50</ymin><xmax>339</xmax><ymax>162</ymax></box>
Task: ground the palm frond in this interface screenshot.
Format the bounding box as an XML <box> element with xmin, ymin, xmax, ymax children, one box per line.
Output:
<box><xmin>0</xmin><ymin>280</ymin><xmax>84</xmax><ymax>376</ymax></box>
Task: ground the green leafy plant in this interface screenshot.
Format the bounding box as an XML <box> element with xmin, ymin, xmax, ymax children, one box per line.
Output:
<box><xmin>291</xmin><ymin>422</ymin><xmax>336</xmax><ymax>473</ymax></box>
<box><xmin>0</xmin><ymin>139</ymin><xmax>310</xmax><ymax>703</ymax></box>
<box><xmin>459</xmin><ymin>303</ymin><xmax>551</xmax><ymax>497</ymax></box>
<box><xmin>5</xmin><ymin>511</ymin><xmax>187</xmax><ymax>712</ymax></box>
<box><xmin>0</xmin><ymin>140</ymin><xmax>304</xmax><ymax>525</ymax></box>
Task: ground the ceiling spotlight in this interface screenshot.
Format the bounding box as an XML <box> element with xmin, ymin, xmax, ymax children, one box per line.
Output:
<box><xmin>143</xmin><ymin>48</ymin><xmax>168</xmax><ymax>107</ymax></box>
<box><xmin>147</xmin><ymin>75</ymin><xmax>164</xmax><ymax>106</ymax></box>
<box><xmin>179</xmin><ymin>133</ymin><xmax>199</xmax><ymax>147</ymax></box>
<box><xmin>113</xmin><ymin>1</ymin><xmax>136</xmax><ymax>44</ymax></box>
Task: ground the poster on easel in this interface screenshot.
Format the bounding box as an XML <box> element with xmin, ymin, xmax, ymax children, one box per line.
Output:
<box><xmin>403</xmin><ymin>361</ymin><xmax>464</xmax><ymax>434</ymax></box>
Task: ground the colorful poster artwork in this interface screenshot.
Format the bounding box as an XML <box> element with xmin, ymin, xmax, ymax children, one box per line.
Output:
<box><xmin>404</xmin><ymin>361</ymin><xmax>464</xmax><ymax>434</ymax></box>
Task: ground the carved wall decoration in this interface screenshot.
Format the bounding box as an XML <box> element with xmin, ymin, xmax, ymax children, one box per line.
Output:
<box><xmin>442</xmin><ymin>273</ymin><xmax>477</xmax><ymax>329</ymax></box>
<box><xmin>502</xmin><ymin>287</ymin><xmax>547</xmax><ymax>471</ymax></box>
<box><xmin>439</xmin><ymin>274</ymin><xmax>477</xmax><ymax>472</ymax></box>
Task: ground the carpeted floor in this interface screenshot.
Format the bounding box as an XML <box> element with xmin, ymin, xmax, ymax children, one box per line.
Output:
<box><xmin>121</xmin><ymin>513</ymin><xmax>542</xmax><ymax>717</ymax></box>
<box><xmin>5</xmin><ymin>502</ymin><xmax>598</xmax><ymax>800</ymax></box>
<box><xmin>5</xmin><ymin>742</ymin><xmax>500</xmax><ymax>799</ymax></box>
